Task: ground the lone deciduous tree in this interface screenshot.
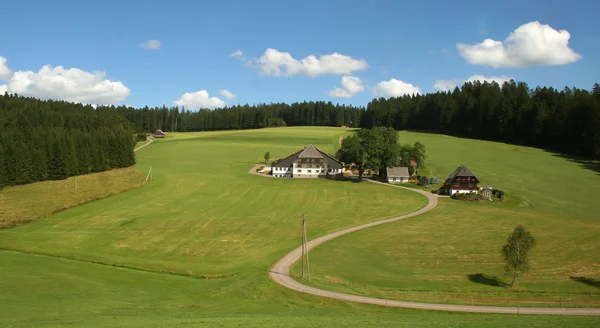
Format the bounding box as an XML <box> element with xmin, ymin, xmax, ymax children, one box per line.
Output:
<box><xmin>501</xmin><ymin>225</ymin><xmax>536</xmax><ymax>287</ymax></box>
<box><xmin>264</xmin><ymin>151</ymin><xmax>271</xmax><ymax>163</ymax></box>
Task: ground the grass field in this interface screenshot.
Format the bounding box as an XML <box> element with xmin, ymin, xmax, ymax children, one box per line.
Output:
<box><xmin>0</xmin><ymin>167</ymin><xmax>146</xmax><ymax>228</ymax></box>
<box><xmin>1</xmin><ymin>127</ymin><xmax>599</xmax><ymax>327</ymax></box>
<box><xmin>292</xmin><ymin>131</ymin><xmax>600</xmax><ymax>307</ymax></box>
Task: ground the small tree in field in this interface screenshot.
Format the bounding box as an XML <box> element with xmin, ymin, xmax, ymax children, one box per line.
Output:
<box><xmin>264</xmin><ymin>151</ymin><xmax>270</xmax><ymax>163</ymax></box>
<box><xmin>501</xmin><ymin>225</ymin><xmax>536</xmax><ymax>287</ymax></box>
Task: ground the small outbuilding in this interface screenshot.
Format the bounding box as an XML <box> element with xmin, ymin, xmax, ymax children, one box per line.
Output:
<box><xmin>386</xmin><ymin>167</ymin><xmax>410</xmax><ymax>183</ymax></box>
<box><xmin>481</xmin><ymin>187</ymin><xmax>493</xmax><ymax>200</ymax></box>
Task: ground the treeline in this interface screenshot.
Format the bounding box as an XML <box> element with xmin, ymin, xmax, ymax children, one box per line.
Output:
<box><xmin>108</xmin><ymin>101</ymin><xmax>364</xmax><ymax>133</ymax></box>
<box><xmin>0</xmin><ymin>94</ymin><xmax>136</xmax><ymax>189</ymax></box>
<box><xmin>362</xmin><ymin>81</ymin><xmax>600</xmax><ymax>159</ymax></box>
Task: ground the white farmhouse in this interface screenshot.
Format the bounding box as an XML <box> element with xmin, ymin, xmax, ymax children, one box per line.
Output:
<box><xmin>386</xmin><ymin>167</ymin><xmax>410</xmax><ymax>183</ymax></box>
<box><xmin>271</xmin><ymin>144</ymin><xmax>344</xmax><ymax>179</ymax></box>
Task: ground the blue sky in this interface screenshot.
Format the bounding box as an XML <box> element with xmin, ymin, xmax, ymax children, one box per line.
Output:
<box><xmin>1</xmin><ymin>0</ymin><xmax>599</xmax><ymax>109</ymax></box>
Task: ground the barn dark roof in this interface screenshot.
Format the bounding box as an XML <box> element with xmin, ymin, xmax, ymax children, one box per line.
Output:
<box><xmin>272</xmin><ymin>144</ymin><xmax>342</xmax><ymax>169</ymax></box>
<box><xmin>445</xmin><ymin>165</ymin><xmax>479</xmax><ymax>183</ymax></box>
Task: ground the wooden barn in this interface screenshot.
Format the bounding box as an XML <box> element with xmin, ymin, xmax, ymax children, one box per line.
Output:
<box><xmin>153</xmin><ymin>129</ymin><xmax>166</xmax><ymax>138</ymax></box>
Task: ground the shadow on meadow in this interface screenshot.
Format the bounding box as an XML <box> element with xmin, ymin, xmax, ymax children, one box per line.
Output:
<box><xmin>467</xmin><ymin>273</ymin><xmax>509</xmax><ymax>287</ymax></box>
<box><xmin>550</xmin><ymin>152</ymin><xmax>600</xmax><ymax>175</ymax></box>
<box><xmin>570</xmin><ymin>276</ymin><xmax>600</xmax><ymax>289</ymax></box>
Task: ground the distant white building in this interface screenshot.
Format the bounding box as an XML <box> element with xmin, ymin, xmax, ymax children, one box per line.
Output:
<box><xmin>271</xmin><ymin>144</ymin><xmax>343</xmax><ymax>179</ymax></box>
<box><xmin>386</xmin><ymin>167</ymin><xmax>410</xmax><ymax>183</ymax></box>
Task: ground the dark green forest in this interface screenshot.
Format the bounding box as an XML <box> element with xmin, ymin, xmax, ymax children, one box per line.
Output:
<box><xmin>1</xmin><ymin>80</ymin><xmax>598</xmax><ymax>189</ymax></box>
<box><xmin>0</xmin><ymin>94</ymin><xmax>136</xmax><ymax>189</ymax></box>
<box><xmin>362</xmin><ymin>81</ymin><xmax>600</xmax><ymax>160</ymax></box>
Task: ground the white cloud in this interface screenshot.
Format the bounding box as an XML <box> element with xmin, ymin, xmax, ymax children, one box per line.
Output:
<box><xmin>0</xmin><ymin>56</ymin><xmax>11</xmax><ymax>80</ymax></box>
<box><xmin>254</xmin><ymin>48</ymin><xmax>368</xmax><ymax>77</ymax></box>
<box><xmin>433</xmin><ymin>74</ymin><xmax>514</xmax><ymax>92</ymax></box>
<box><xmin>372</xmin><ymin>78</ymin><xmax>421</xmax><ymax>98</ymax></box>
<box><xmin>174</xmin><ymin>90</ymin><xmax>226</xmax><ymax>109</ymax></box>
<box><xmin>0</xmin><ymin>84</ymin><xmax>7</xmax><ymax>94</ymax></box>
<box><xmin>433</xmin><ymin>79</ymin><xmax>462</xmax><ymax>92</ymax></box>
<box><xmin>457</xmin><ymin>21</ymin><xmax>582</xmax><ymax>68</ymax></box>
<box><xmin>5</xmin><ymin>64</ymin><xmax>130</xmax><ymax>104</ymax></box>
<box><xmin>140</xmin><ymin>39</ymin><xmax>161</xmax><ymax>50</ymax></box>
<box><xmin>219</xmin><ymin>89</ymin><xmax>236</xmax><ymax>99</ymax></box>
<box><xmin>327</xmin><ymin>76</ymin><xmax>365</xmax><ymax>98</ymax></box>
<box><xmin>229</xmin><ymin>50</ymin><xmax>245</xmax><ymax>60</ymax></box>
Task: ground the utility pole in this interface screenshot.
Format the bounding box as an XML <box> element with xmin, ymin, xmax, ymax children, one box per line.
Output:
<box><xmin>301</xmin><ymin>214</ymin><xmax>310</xmax><ymax>281</ymax></box>
<box><xmin>145</xmin><ymin>166</ymin><xmax>153</xmax><ymax>182</ymax></box>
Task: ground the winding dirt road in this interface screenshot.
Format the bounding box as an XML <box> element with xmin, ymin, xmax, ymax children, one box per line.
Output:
<box><xmin>134</xmin><ymin>137</ymin><xmax>154</xmax><ymax>152</ymax></box>
<box><xmin>268</xmin><ymin>180</ymin><xmax>600</xmax><ymax>316</ymax></box>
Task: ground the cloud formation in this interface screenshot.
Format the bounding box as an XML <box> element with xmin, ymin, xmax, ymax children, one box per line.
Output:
<box><xmin>0</xmin><ymin>84</ymin><xmax>7</xmax><ymax>94</ymax></box>
<box><xmin>433</xmin><ymin>74</ymin><xmax>514</xmax><ymax>92</ymax></box>
<box><xmin>140</xmin><ymin>39</ymin><xmax>161</xmax><ymax>50</ymax></box>
<box><xmin>219</xmin><ymin>89</ymin><xmax>236</xmax><ymax>99</ymax></box>
<box><xmin>254</xmin><ymin>48</ymin><xmax>368</xmax><ymax>77</ymax></box>
<box><xmin>4</xmin><ymin>62</ymin><xmax>130</xmax><ymax>104</ymax></box>
<box><xmin>229</xmin><ymin>50</ymin><xmax>245</xmax><ymax>60</ymax></box>
<box><xmin>0</xmin><ymin>56</ymin><xmax>11</xmax><ymax>80</ymax></box>
<box><xmin>372</xmin><ymin>78</ymin><xmax>421</xmax><ymax>98</ymax></box>
<box><xmin>327</xmin><ymin>76</ymin><xmax>365</xmax><ymax>98</ymax></box>
<box><xmin>457</xmin><ymin>21</ymin><xmax>582</xmax><ymax>68</ymax></box>
<box><xmin>174</xmin><ymin>90</ymin><xmax>226</xmax><ymax>109</ymax></box>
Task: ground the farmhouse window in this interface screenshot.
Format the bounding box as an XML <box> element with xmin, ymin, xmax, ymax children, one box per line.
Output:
<box><xmin>468</xmin><ymin>183</ymin><xmax>473</xmax><ymax>187</ymax></box>
<box><xmin>454</xmin><ymin>183</ymin><xmax>459</xmax><ymax>187</ymax></box>
<box><xmin>298</xmin><ymin>170</ymin><xmax>302</xmax><ymax>173</ymax></box>
<box><xmin>308</xmin><ymin>170</ymin><xmax>312</xmax><ymax>173</ymax></box>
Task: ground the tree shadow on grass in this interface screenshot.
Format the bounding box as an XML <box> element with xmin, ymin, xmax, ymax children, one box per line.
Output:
<box><xmin>570</xmin><ymin>276</ymin><xmax>600</xmax><ymax>289</ymax></box>
<box><xmin>549</xmin><ymin>152</ymin><xmax>600</xmax><ymax>176</ymax></box>
<box><xmin>468</xmin><ymin>273</ymin><xmax>509</xmax><ymax>287</ymax></box>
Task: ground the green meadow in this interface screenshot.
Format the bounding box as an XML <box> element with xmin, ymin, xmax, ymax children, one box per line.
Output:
<box><xmin>293</xmin><ymin>131</ymin><xmax>600</xmax><ymax>307</ymax></box>
<box><xmin>1</xmin><ymin>127</ymin><xmax>599</xmax><ymax>327</ymax></box>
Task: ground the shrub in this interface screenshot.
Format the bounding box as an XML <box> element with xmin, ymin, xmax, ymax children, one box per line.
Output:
<box><xmin>492</xmin><ymin>188</ymin><xmax>505</xmax><ymax>200</ymax></box>
<box><xmin>256</xmin><ymin>166</ymin><xmax>265</xmax><ymax>172</ymax></box>
<box><xmin>136</xmin><ymin>133</ymin><xmax>147</xmax><ymax>141</ymax></box>
<box><xmin>451</xmin><ymin>192</ymin><xmax>483</xmax><ymax>202</ymax></box>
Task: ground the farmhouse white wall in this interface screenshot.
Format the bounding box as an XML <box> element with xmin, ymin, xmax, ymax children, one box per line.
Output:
<box><xmin>451</xmin><ymin>189</ymin><xmax>477</xmax><ymax>194</ymax></box>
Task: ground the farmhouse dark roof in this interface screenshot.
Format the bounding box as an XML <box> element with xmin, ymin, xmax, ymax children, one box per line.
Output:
<box><xmin>272</xmin><ymin>144</ymin><xmax>342</xmax><ymax>169</ymax></box>
<box><xmin>386</xmin><ymin>167</ymin><xmax>409</xmax><ymax>177</ymax></box>
<box><xmin>297</xmin><ymin>144</ymin><xmax>324</xmax><ymax>159</ymax></box>
<box><xmin>445</xmin><ymin>165</ymin><xmax>479</xmax><ymax>183</ymax></box>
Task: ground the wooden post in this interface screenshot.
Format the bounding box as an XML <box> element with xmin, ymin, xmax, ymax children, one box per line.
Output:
<box><xmin>145</xmin><ymin>166</ymin><xmax>153</xmax><ymax>182</ymax></box>
<box><xmin>301</xmin><ymin>214</ymin><xmax>305</xmax><ymax>279</ymax></box>
<box><xmin>303</xmin><ymin>215</ymin><xmax>310</xmax><ymax>282</ymax></box>
<box><xmin>75</xmin><ymin>175</ymin><xmax>78</xmax><ymax>194</ymax></box>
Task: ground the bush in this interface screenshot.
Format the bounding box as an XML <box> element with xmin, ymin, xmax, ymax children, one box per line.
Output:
<box><xmin>451</xmin><ymin>192</ymin><xmax>483</xmax><ymax>202</ymax></box>
<box><xmin>136</xmin><ymin>133</ymin><xmax>147</xmax><ymax>141</ymax></box>
<box><xmin>492</xmin><ymin>188</ymin><xmax>505</xmax><ymax>200</ymax></box>
<box><xmin>256</xmin><ymin>166</ymin><xmax>265</xmax><ymax>172</ymax></box>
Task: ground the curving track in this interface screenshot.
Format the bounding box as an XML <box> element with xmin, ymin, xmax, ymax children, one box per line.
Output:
<box><xmin>268</xmin><ymin>180</ymin><xmax>600</xmax><ymax>316</ymax></box>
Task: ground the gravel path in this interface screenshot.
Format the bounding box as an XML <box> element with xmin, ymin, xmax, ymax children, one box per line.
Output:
<box><xmin>269</xmin><ymin>180</ymin><xmax>600</xmax><ymax>316</ymax></box>
<box><xmin>134</xmin><ymin>137</ymin><xmax>154</xmax><ymax>152</ymax></box>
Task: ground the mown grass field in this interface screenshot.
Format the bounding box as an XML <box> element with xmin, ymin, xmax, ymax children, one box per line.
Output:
<box><xmin>1</xmin><ymin>127</ymin><xmax>598</xmax><ymax>327</ymax></box>
<box><xmin>292</xmin><ymin>131</ymin><xmax>600</xmax><ymax>307</ymax></box>
<box><xmin>0</xmin><ymin>167</ymin><xmax>146</xmax><ymax>228</ymax></box>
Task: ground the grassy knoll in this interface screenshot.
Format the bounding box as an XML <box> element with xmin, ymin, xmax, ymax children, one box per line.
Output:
<box><xmin>1</xmin><ymin>127</ymin><xmax>598</xmax><ymax>327</ymax></box>
<box><xmin>292</xmin><ymin>131</ymin><xmax>600</xmax><ymax>307</ymax></box>
<box><xmin>0</xmin><ymin>167</ymin><xmax>146</xmax><ymax>228</ymax></box>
